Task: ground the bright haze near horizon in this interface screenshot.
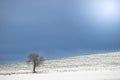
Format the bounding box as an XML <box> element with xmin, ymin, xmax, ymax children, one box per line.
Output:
<box><xmin>0</xmin><ymin>0</ymin><xmax>120</xmax><ymax>63</ymax></box>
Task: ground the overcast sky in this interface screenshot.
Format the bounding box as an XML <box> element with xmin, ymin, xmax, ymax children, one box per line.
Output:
<box><xmin>0</xmin><ymin>0</ymin><xmax>120</xmax><ymax>63</ymax></box>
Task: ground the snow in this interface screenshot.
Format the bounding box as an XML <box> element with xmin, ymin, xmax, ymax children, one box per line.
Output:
<box><xmin>0</xmin><ymin>52</ymin><xmax>120</xmax><ymax>80</ymax></box>
<box><xmin>0</xmin><ymin>70</ymin><xmax>120</xmax><ymax>80</ymax></box>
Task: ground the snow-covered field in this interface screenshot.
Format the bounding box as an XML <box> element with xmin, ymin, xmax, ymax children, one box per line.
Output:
<box><xmin>0</xmin><ymin>52</ymin><xmax>120</xmax><ymax>80</ymax></box>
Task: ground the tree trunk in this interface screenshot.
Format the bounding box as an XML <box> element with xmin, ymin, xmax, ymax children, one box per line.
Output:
<box><xmin>33</xmin><ymin>61</ymin><xmax>36</xmax><ymax>73</ymax></box>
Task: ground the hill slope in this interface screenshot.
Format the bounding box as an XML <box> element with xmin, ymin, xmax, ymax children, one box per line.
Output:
<box><xmin>0</xmin><ymin>52</ymin><xmax>120</xmax><ymax>74</ymax></box>
<box><xmin>0</xmin><ymin>52</ymin><xmax>120</xmax><ymax>80</ymax></box>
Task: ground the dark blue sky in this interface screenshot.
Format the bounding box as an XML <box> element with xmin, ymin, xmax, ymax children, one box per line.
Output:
<box><xmin>0</xmin><ymin>0</ymin><xmax>120</xmax><ymax>63</ymax></box>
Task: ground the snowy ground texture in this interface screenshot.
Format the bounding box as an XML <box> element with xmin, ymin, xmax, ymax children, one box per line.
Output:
<box><xmin>0</xmin><ymin>52</ymin><xmax>120</xmax><ymax>80</ymax></box>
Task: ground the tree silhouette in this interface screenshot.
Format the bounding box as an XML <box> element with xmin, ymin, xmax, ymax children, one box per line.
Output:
<box><xmin>28</xmin><ymin>53</ymin><xmax>44</xmax><ymax>73</ymax></box>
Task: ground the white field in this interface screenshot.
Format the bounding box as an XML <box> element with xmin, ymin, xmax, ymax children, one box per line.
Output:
<box><xmin>0</xmin><ymin>52</ymin><xmax>120</xmax><ymax>80</ymax></box>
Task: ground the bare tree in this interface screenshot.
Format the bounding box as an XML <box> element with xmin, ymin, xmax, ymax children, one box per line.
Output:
<box><xmin>27</xmin><ymin>53</ymin><xmax>44</xmax><ymax>73</ymax></box>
